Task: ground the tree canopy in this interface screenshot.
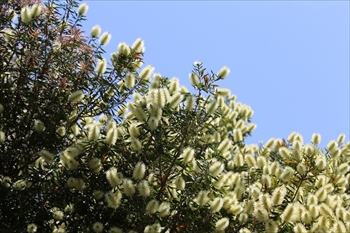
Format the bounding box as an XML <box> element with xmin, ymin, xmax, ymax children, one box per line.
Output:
<box><xmin>0</xmin><ymin>1</ymin><xmax>349</xmax><ymax>233</ymax></box>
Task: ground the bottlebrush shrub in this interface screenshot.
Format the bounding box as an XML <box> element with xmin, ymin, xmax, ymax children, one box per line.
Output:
<box><xmin>1</xmin><ymin>1</ymin><xmax>350</xmax><ymax>233</ymax></box>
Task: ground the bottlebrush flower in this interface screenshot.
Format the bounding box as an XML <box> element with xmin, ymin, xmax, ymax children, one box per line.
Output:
<box><xmin>125</xmin><ymin>72</ymin><xmax>135</xmax><ymax>88</ymax></box>
<box><xmin>122</xmin><ymin>179</ymin><xmax>135</xmax><ymax>196</ymax></box>
<box><xmin>174</xmin><ymin>176</ymin><xmax>185</xmax><ymax>190</ymax></box>
<box><xmin>106</xmin><ymin>128</ymin><xmax>118</xmax><ymax>145</ymax></box>
<box><xmin>196</xmin><ymin>190</ymin><xmax>210</xmax><ymax>206</ymax></box>
<box><xmin>133</xmin><ymin>162</ymin><xmax>146</xmax><ymax>180</ymax></box>
<box><xmin>90</xmin><ymin>25</ymin><xmax>101</xmax><ymax>38</ymax></box>
<box><xmin>96</xmin><ymin>58</ymin><xmax>107</xmax><ymax>74</ymax></box>
<box><xmin>31</xmin><ymin>4</ymin><xmax>42</xmax><ymax>17</ymax></box>
<box><xmin>146</xmin><ymin>199</ymin><xmax>159</xmax><ymax>214</ymax></box>
<box><xmin>118</xmin><ymin>42</ymin><xmax>130</xmax><ymax>56</ymax></box>
<box><xmin>21</xmin><ymin>7</ymin><xmax>32</xmax><ymax>23</ymax></box>
<box><xmin>181</xmin><ymin>147</ymin><xmax>195</xmax><ymax>164</ymax></box>
<box><xmin>217</xmin><ymin>66</ymin><xmax>230</xmax><ymax>79</ymax></box>
<box><xmin>105</xmin><ymin>190</ymin><xmax>122</xmax><ymax>208</ymax></box>
<box><xmin>209</xmin><ymin>161</ymin><xmax>224</xmax><ymax>177</ymax></box>
<box><xmin>138</xmin><ymin>180</ymin><xmax>150</xmax><ymax>197</ymax></box>
<box><xmin>89</xmin><ymin>158</ymin><xmax>102</xmax><ymax>173</ymax></box>
<box><xmin>311</xmin><ymin>133</ymin><xmax>321</xmax><ymax>145</ymax></box>
<box><xmin>99</xmin><ymin>32</ymin><xmax>111</xmax><ymax>45</ymax></box>
<box><xmin>189</xmin><ymin>73</ymin><xmax>199</xmax><ymax>86</ymax></box>
<box><xmin>210</xmin><ymin>197</ymin><xmax>223</xmax><ymax>213</ymax></box>
<box><xmin>106</xmin><ymin>167</ymin><xmax>122</xmax><ymax>187</ymax></box>
<box><xmin>139</xmin><ymin>65</ymin><xmax>154</xmax><ymax>81</ymax></box>
<box><xmin>158</xmin><ymin>202</ymin><xmax>170</xmax><ymax>217</ymax></box>
<box><xmin>77</xmin><ymin>3</ymin><xmax>88</xmax><ymax>16</ymax></box>
<box><xmin>132</xmin><ymin>38</ymin><xmax>145</xmax><ymax>53</ymax></box>
<box><xmin>215</xmin><ymin>217</ymin><xmax>229</xmax><ymax>231</ymax></box>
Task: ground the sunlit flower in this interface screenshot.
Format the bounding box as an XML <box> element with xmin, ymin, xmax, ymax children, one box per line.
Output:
<box><xmin>99</xmin><ymin>32</ymin><xmax>111</xmax><ymax>45</ymax></box>
<box><xmin>90</xmin><ymin>25</ymin><xmax>101</xmax><ymax>38</ymax></box>
<box><xmin>217</xmin><ymin>66</ymin><xmax>230</xmax><ymax>79</ymax></box>
<box><xmin>78</xmin><ymin>3</ymin><xmax>88</xmax><ymax>16</ymax></box>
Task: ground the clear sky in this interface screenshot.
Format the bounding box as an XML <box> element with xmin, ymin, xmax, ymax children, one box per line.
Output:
<box><xmin>81</xmin><ymin>1</ymin><xmax>349</xmax><ymax>148</ymax></box>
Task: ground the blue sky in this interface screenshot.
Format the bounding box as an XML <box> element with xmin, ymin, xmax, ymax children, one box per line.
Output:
<box><xmin>82</xmin><ymin>1</ymin><xmax>349</xmax><ymax>148</ymax></box>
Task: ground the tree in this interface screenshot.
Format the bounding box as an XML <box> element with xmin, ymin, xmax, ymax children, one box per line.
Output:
<box><xmin>1</xmin><ymin>1</ymin><xmax>350</xmax><ymax>233</ymax></box>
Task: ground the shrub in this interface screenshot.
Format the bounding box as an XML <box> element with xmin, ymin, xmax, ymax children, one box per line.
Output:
<box><xmin>0</xmin><ymin>1</ymin><xmax>349</xmax><ymax>233</ymax></box>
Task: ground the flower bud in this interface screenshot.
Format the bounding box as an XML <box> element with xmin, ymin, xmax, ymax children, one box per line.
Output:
<box><xmin>271</xmin><ymin>186</ymin><xmax>286</xmax><ymax>206</ymax></box>
<box><xmin>218</xmin><ymin>138</ymin><xmax>232</xmax><ymax>154</ymax></box>
<box><xmin>337</xmin><ymin>134</ymin><xmax>346</xmax><ymax>144</ymax></box>
<box><xmin>174</xmin><ymin>176</ymin><xmax>185</xmax><ymax>190</ymax></box>
<box><xmin>105</xmin><ymin>190</ymin><xmax>122</xmax><ymax>208</ymax></box>
<box><xmin>89</xmin><ymin>158</ymin><xmax>102</xmax><ymax>173</ymax></box>
<box><xmin>181</xmin><ymin>147</ymin><xmax>195</xmax><ymax>164</ymax></box>
<box><xmin>21</xmin><ymin>7</ymin><xmax>32</xmax><ymax>24</ymax></box>
<box><xmin>106</xmin><ymin>167</ymin><xmax>122</xmax><ymax>187</ymax></box>
<box><xmin>158</xmin><ymin>201</ymin><xmax>171</xmax><ymax>217</ymax></box>
<box><xmin>131</xmin><ymin>138</ymin><xmax>142</xmax><ymax>151</ymax></box>
<box><xmin>31</xmin><ymin>4</ymin><xmax>42</xmax><ymax>18</ymax></box>
<box><xmin>169</xmin><ymin>92</ymin><xmax>183</xmax><ymax>108</ymax></box>
<box><xmin>106</xmin><ymin>128</ymin><xmax>118</xmax><ymax>145</ymax></box>
<box><xmin>90</xmin><ymin>25</ymin><xmax>101</xmax><ymax>38</ymax></box>
<box><xmin>146</xmin><ymin>199</ymin><xmax>159</xmax><ymax>214</ymax></box>
<box><xmin>77</xmin><ymin>3</ymin><xmax>88</xmax><ymax>16</ymax></box>
<box><xmin>125</xmin><ymin>72</ymin><xmax>135</xmax><ymax>88</ymax></box>
<box><xmin>147</xmin><ymin>117</ymin><xmax>159</xmax><ymax>130</ymax></box>
<box><xmin>217</xmin><ymin>66</ymin><xmax>230</xmax><ymax>79</ymax></box>
<box><xmin>184</xmin><ymin>95</ymin><xmax>195</xmax><ymax>110</ymax></box>
<box><xmin>296</xmin><ymin>163</ymin><xmax>307</xmax><ymax>175</ymax></box>
<box><xmin>96</xmin><ymin>58</ymin><xmax>107</xmax><ymax>74</ymax></box>
<box><xmin>233</xmin><ymin>129</ymin><xmax>243</xmax><ymax>142</ymax></box>
<box><xmin>118</xmin><ymin>42</ymin><xmax>130</xmax><ymax>56</ymax></box>
<box><xmin>209</xmin><ymin>161</ymin><xmax>224</xmax><ymax>177</ymax></box>
<box><xmin>279</xmin><ymin>147</ymin><xmax>290</xmax><ymax>160</ymax></box>
<box><xmin>189</xmin><ymin>73</ymin><xmax>199</xmax><ymax>86</ymax></box>
<box><xmin>132</xmin><ymin>38</ymin><xmax>145</xmax><ymax>53</ymax></box>
<box><xmin>99</xmin><ymin>32</ymin><xmax>111</xmax><ymax>45</ymax></box>
<box><xmin>206</xmin><ymin>100</ymin><xmax>218</xmax><ymax>115</ymax></box>
<box><xmin>139</xmin><ymin>65</ymin><xmax>154</xmax><ymax>81</ymax></box>
<box><xmin>338</xmin><ymin>163</ymin><xmax>349</xmax><ymax>175</ymax></box>
<box><xmin>281</xmin><ymin>203</ymin><xmax>295</xmax><ymax>223</ymax></box>
<box><xmin>133</xmin><ymin>162</ymin><xmax>146</xmax><ymax>180</ymax></box>
<box><xmin>138</xmin><ymin>180</ymin><xmax>150</xmax><ymax>197</ymax></box>
<box><xmin>215</xmin><ymin>217</ymin><xmax>229</xmax><ymax>231</ymax></box>
<box><xmin>122</xmin><ymin>179</ymin><xmax>135</xmax><ymax>196</ymax></box>
<box><xmin>88</xmin><ymin>125</ymin><xmax>100</xmax><ymax>140</ymax></box>
<box><xmin>234</xmin><ymin>153</ymin><xmax>244</xmax><ymax>167</ymax></box>
<box><xmin>311</xmin><ymin>133</ymin><xmax>321</xmax><ymax>145</ymax></box>
<box><xmin>196</xmin><ymin>190</ymin><xmax>209</xmax><ymax>206</ymax></box>
<box><xmin>210</xmin><ymin>197</ymin><xmax>223</xmax><ymax>213</ymax></box>
<box><xmin>245</xmin><ymin>153</ymin><xmax>256</xmax><ymax>167</ymax></box>
<box><xmin>215</xmin><ymin>88</ymin><xmax>230</xmax><ymax>97</ymax></box>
